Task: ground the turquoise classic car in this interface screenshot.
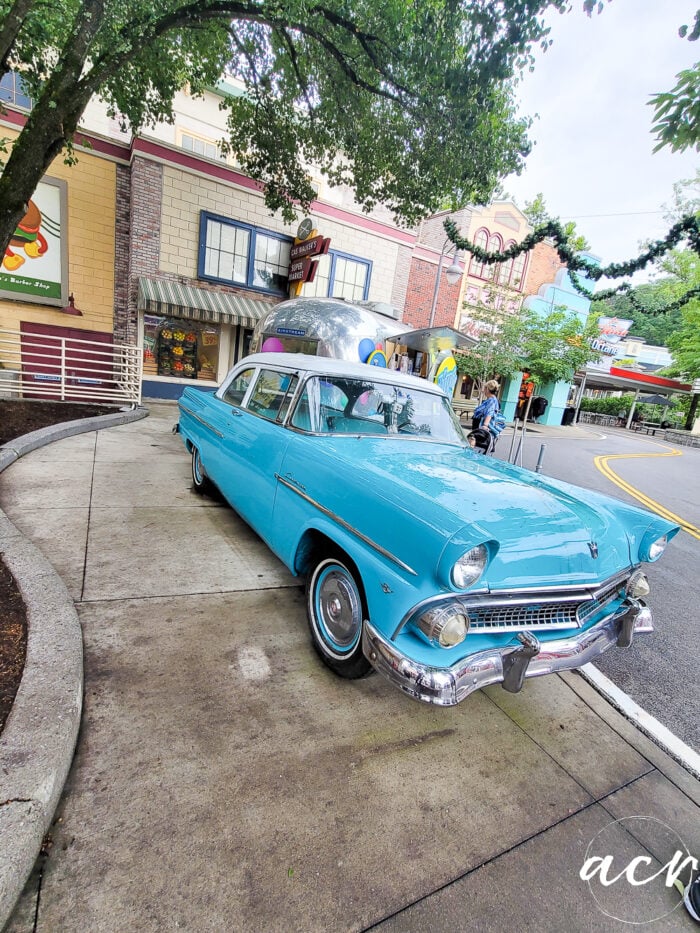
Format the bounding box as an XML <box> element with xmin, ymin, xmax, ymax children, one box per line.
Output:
<box><xmin>177</xmin><ymin>353</ymin><xmax>679</xmax><ymax>707</ymax></box>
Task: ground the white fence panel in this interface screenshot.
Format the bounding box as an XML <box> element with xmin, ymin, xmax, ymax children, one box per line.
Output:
<box><xmin>0</xmin><ymin>328</ymin><xmax>142</xmax><ymax>405</ymax></box>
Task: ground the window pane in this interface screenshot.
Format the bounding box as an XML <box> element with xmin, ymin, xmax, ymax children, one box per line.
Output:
<box><xmin>291</xmin><ymin>384</ymin><xmax>314</xmax><ymax>432</ymax></box>
<box><xmin>252</xmin><ymin>234</ymin><xmax>290</xmax><ymax>291</ymax></box>
<box><xmin>247</xmin><ymin>369</ymin><xmax>292</xmax><ymax>420</ymax></box>
<box><xmin>470</xmin><ymin>230</ymin><xmax>488</xmax><ymax>278</ymax></box>
<box><xmin>303</xmin><ymin>254</ymin><xmax>331</xmax><ymax>297</ymax></box>
<box><xmin>305</xmin><ymin>376</ymin><xmax>463</xmax><ymax>441</ymax></box>
<box><xmin>222</xmin><ymin>368</ymin><xmax>255</xmax><ymax>406</ymax></box>
<box><xmin>511</xmin><ymin>253</ymin><xmax>526</xmax><ymax>289</ymax></box>
<box><xmin>331</xmin><ymin>256</ymin><xmax>368</xmax><ymax>300</ymax></box>
<box><xmin>276</xmin><ymin>375</ymin><xmax>299</xmax><ymax>422</ymax></box>
<box><xmin>0</xmin><ymin>72</ymin><xmax>32</xmax><ymax>109</ymax></box>
<box><xmin>204</xmin><ymin>219</ymin><xmax>249</xmax><ymax>283</ymax></box>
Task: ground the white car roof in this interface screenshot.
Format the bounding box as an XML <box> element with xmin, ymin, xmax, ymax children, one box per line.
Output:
<box><xmin>236</xmin><ymin>353</ymin><xmax>448</xmax><ymax>397</ymax></box>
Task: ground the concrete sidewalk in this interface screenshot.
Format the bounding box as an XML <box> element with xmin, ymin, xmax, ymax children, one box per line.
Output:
<box><xmin>1</xmin><ymin>403</ymin><xmax>698</xmax><ymax>931</ymax></box>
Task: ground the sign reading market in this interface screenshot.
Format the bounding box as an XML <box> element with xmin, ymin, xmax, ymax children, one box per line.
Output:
<box><xmin>288</xmin><ymin>220</ymin><xmax>331</xmax><ymax>294</ymax></box>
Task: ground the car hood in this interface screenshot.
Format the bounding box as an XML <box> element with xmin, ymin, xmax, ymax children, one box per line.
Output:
<box><xmin>312</xmin><ymin>438</ymin><xmax>669</xmax><ymax>588</ymax></box>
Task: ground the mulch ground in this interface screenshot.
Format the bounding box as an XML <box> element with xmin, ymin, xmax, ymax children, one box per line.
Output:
<box><xmin>0</xmin><ymin>399</ymin><xmax>119</xmax><ymax>734</ymax></box>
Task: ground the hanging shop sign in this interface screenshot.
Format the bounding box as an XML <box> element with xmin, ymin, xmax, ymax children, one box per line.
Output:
<box><xmin>589</xmin><ymin>315</ymin><xmax>634</xmax><ymax>359</ymax></box>
<box><xmin>288</xmin><ymin>257</ymin><xmax>320</xmax><ymax>284</ymax></box>
<box><xmin>288</xmin><ymin>222</ymin><xmax>331</xmax><ymax>295</ymax></box>
<box><xmin>597</xmin><ymin>317</ymin><xmax>633</xmax><ymax>341</ymax></box>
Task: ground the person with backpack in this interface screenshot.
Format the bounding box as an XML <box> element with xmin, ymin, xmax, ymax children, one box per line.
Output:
<box><xmin>472</xmin><ymin>380</ymin><xmax>501</xmax><ymax>433</ymax></box>
<box><xmin>468</xmin><ymin>380</ymin><xmax>505</xmax><ymax>454</ymax></box>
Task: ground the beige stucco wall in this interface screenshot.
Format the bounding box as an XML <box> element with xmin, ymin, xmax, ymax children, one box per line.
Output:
<box><xmin>158</xmin><ymin>165</ymin><xmax>402</xmax><ymax>304</ymax></box>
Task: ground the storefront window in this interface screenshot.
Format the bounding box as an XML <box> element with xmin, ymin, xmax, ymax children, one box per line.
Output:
<box><xmin>142</xmin><ymin>316</ymin><xmax>220</xmax><ymax>381</ymax></box>
<box><xmin>302</xmin><ymin>250</ymin><xmax>370</xmax><ymax>301</ymax></box>
<box><xmin>199</xmin><ymin>212</ymin><xmax>291</xmax><ymax>295</ymax></box>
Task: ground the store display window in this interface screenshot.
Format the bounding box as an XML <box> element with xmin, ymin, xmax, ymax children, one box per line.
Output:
<box><xmin>142</xmin><ymin>316</ymin><xmax>219</xmax><ymax>381</ymax></box>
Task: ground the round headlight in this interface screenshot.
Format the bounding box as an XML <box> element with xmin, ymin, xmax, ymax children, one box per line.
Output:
<box><xmin>647</xmin><ymin>534</ymin><xmax>668</xmax><ymax>562</ymax></box>
<box><xmin>626</xmin><ymin>569</ymin><xmax>650</xmax><ymax>599</ymax></box>
<box><xmin>452</xmin><ymin>544</ymin><xmax>488</xmax><ymax>588</ymax></box>
<box><xmin>415</xmin><ymin>604</ymin><xmax>469</xmax><ymax>647</ymax></box>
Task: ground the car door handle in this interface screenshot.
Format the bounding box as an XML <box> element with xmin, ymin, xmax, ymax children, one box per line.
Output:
<box><xmin>230</xmin><ymin>409</ymin><xmax>243</xmax><ymax>417</ymax></box>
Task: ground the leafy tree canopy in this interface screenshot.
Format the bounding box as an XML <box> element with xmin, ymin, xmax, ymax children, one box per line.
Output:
<box><xmin>0</xmin><ymin>0</ymin><xmax>573</xmax><ymax>255</ymax></box>
<box><xmin>590</xmin><ymin>284</ymin><xmax>683</xmax><ymax>348</ymax></box>
<box><xmin>520</xmin><ymin>191</ymin><xmax>590</xmax><ymax>252</ymax></box>
<box><xmin>590</xmin><ymin>172</ymin><xmax>700</xmax><ymax>359</ymax></box>
<box><xmin>456</xmin><ymin>300</ymin><xmax>600</xmax><ymax>390</ymax></box>
<box><xmin>650</xmin><ymin>60</ymin><xmax>700</xmax><ymax>155</ymax></box>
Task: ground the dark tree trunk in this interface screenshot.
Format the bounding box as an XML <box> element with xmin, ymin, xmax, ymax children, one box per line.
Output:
<box><xmin>0</xmin><ymin>97</ymin><xmax>81</xmax><ymax>257</ymax></box>
<box><xmin>0</xmin><ymin>0</ymin><xmax>105</xmax><ymax>256</ymax></box>
<box><xmin>0</xmin><ymin>0</ymin><xmax>34</xmax><ymax>72</ymax></box>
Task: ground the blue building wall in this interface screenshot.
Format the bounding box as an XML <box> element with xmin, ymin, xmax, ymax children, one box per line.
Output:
<box><xmin>512</xmin><ymin>252</ymin><xmax>600</xmax><ymax>426</ymax></box>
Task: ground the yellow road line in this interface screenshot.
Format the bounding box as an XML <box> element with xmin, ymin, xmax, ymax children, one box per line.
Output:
<box><xmin>594</xmin><ymin>444</ymin><xmax>700</xmax><ymax>539</ymax></box>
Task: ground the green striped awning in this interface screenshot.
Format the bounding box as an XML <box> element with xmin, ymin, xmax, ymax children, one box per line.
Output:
<box><xmin>137</xmin><ymin>277</ymin><xmax>274</xmax><ymax>328</ymax></box>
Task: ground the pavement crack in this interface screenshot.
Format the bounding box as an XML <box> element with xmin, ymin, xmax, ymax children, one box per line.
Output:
<box><xmin>0</xmin><ymin>797</ymin><xmax>33</xmax><ymax>808</ymax></box>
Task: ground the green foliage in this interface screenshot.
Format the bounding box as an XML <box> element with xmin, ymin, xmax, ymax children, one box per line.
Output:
<box><xmin>521</xmin><ymin>192</ymin><xmax>590</xmax><ymax>251</ymax></box>
<box><xmin>516</xmin><ymin>306</ymin><xmax>600</xmax><ymax>387</ymax></box>
<box><xmin>579</xmin><ymin>393</ymin><xmax>688</xmax><ymax>422</ymax></box>
<box><xmin>590</xmin><ymin>282</ymin><xmax>684</xmax><ymax>347</ymax></box>
<box><xmin>455</xmin><ymin>300</ymin><xmax>600</xmax><ymax>391</ymax></box>
<box><xmin>650</xmin><ymin>63</ymin><xmax>700</xmax><ymax>154</ymax></box>
<box><xmin>579</xmin><ymin>394</ymin><xmax>635</xmax><ymax>415</ymax></box>
<box><xmin>454</xmin><ymin>301</ymin><xmax>527</xmax><ymax>392</ymax></box>
<box><xmin>0</xmin><ymin>0</ymin><xmax>572</xmax><ymax>249</ymax></box>
<box><xmin>668</xmin><ymin>300</ymin><xmax>700</xmax><ymax>379</ymax></box>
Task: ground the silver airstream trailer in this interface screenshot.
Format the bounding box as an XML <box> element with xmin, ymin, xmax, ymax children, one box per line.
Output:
<box><xmin>250</xmin><ymin>296</ymin><xmax>475</xmax><ymax>390</ymax></box>
<box><xmin>250</xmin><ymin>297</ymin><xmax>406</xmax><ymax>364</ymax></box>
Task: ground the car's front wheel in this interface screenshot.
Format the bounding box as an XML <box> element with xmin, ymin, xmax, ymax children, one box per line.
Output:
<box><xmin>191</xmin><ymin>446</ymin><xmax>214</xmax><ymax>496</ymax></box>
<box><xmin>306</xmin><ymin>556</ymin><xmax>372</xmax><ymax>679</ymax></box>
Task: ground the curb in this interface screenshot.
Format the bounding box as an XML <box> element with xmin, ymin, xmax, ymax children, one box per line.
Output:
<box><xmin>0</xmin><ymin>405</ymin><xmax>149</xmax><ymax>929</ymax></box>
<box><xmin>580</xmin><ymin>663</ymin><xmax>700</xmax><ymax>781</ymax></box>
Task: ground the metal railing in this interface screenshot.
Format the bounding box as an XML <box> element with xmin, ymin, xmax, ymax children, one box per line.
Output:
<box><xmin>0</xmin><ymin>328</ymin><xmax>142</xmax><ymax>405</ymax></box>
<box><xmin>576</xmin><ymin>411</ymin><xmax>619</xmax><ymax>427</ymax></box>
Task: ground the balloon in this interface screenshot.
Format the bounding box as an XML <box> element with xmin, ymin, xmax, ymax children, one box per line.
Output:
<box><xmin>261</xmin><ymin>337</ymin><xmax>285</xmax><ymax>353</ymax></box>
<box><xmin>358</xmin><ymin>338</ymin><xmax>375</xmax><ymax>362</ymax></box>
<box><xmin>376</xmin><ymin>342</ymin><xmax>383</xmax><ymax>350</ymax></box>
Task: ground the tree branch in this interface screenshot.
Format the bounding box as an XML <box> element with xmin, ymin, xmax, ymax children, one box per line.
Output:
<box><xmin>0</xmin><ymin>0</ymin><xmax>34</xmax><ymax>73</ymax></box>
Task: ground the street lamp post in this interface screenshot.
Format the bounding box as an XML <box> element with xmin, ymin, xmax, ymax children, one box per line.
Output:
<box><xmin>428</xmin><ymin>238</ymin><xmax>463</xmax><ymax>328</ymax></box>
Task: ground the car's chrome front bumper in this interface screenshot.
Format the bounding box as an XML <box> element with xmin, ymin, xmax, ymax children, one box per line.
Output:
<box><xmin>362</xmin><ymin>599</ymin><xmax>653</xmax><ymax>707</ymax></box>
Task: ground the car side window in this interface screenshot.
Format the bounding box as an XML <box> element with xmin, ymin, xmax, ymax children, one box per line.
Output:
<box><xmin>221</xmin><ymin>368</ymin><xmax>255</xmax><ymax>407</ymax></box>
<box><xmin>245</xmin><ymin>369</ymin><xmax>293</xmax><ymax>421</ymax></box>
<box><xmin>291</xmin><ymin>381</ymin><xmax>317</xmax><ymax>432</ymax></box>
<box><xmin>275</xmin><ymin>375</ymin><xmax>299</xmax><ymax>423</ymax></box>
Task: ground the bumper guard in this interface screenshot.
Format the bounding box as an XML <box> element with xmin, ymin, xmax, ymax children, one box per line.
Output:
<box><xmin>362</xmin><ymin>599</ymin><xmax>652</xmax><ymax>707</ymax></box>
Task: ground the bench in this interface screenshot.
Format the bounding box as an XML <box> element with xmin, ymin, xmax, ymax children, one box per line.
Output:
<box><xmin>635</xmin><ymin>421</ymin><xmax>662</xmax><ymax>435</ymax></box>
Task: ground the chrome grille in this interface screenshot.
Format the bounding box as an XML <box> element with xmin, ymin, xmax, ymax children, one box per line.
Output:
<box><xmin>466</xmin><ymin>579</ymin><xmax>625</xmax><ymax>634</ymax></box>
<box><xmin>468</xmin><ymin>602</ymin><xmax>579</xmax><ymax>632</ymax></box>
<box><xmin>576</xmin><ymin>580</ymin><xmax>624</xmax><ymax>624</ymax></box>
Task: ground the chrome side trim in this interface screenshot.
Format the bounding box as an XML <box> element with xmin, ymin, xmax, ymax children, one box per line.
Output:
<box><xmin>275</xmin><ymin>473</ymin><xmax>417</xmax><ymax>576</ymax></box>
<box><xmin>363</xmin><ymin>599</ymin><xmax>652</xmax><ymax>707</ymax></box>
<box><xmin>178</xmin><ymin>404</ymin><xmax>224</xmax><ymax>438</ymax></box>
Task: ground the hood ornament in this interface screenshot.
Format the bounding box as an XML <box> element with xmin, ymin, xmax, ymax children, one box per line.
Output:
<box><xmin>588</xmin><ymin>541</ymin><xmax>599</xmax><ymax>559</ymax></box>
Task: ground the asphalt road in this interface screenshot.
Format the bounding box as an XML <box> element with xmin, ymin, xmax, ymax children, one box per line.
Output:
<box><xmin>500</xmin><ymin>424</ymin><xmax>699</xmax><ymax>753</ymax></box>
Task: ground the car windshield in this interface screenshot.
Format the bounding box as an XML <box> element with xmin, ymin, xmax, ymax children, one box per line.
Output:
<box><xmin>290</xmin><ymin>374</ymin><xmax>466</xmax><ymax>443</ymax></box>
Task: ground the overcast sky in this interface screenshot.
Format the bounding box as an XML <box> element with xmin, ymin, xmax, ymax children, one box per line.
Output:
<box><xmin>505</xmin><ymin>0</ymin><xmax>698</xmax><ymax>277</ymax></box>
